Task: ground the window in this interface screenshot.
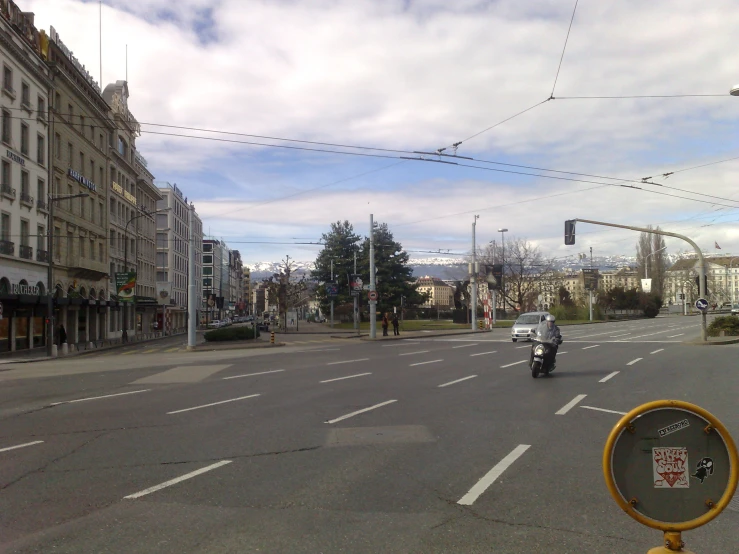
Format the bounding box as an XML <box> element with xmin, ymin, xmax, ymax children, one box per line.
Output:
<box><xmin>90</xmin><ymin>160</ymin><xmax>94</xmax><ymax>181</ymax></box>
<box><xmin>37</xmin><ymin>225</ymin><xmax>45</xmax><ymax>251</ymax></box>
<box><xmin>90</xmin><ymin>239</ymin><xmax>95</xmax><ymax>260</ymax></box>
<box><xmin>79</xmin><ymin>236</ymin><xmax>85</xmax><ymax>258</ymax></box>
<box><xmin>3</xmin><ymin>65</ymin><xmax>12</xmax><ymax>93</ymax></box>
<box><xmin>54</xmin><ymin>92</ymin><xmax>60</xmax><ymax>109</ymax></box>
<box><xmin>203</xmin><ymin>278</ymin><xmax>212</xmax><ymax>288</ymax></box>
<box><xmin>1</xmin><ymin>212</ymin><xmax>10</xmax><ymax>241</ymax></box>
<box><xmin>67</xmin><ymin>142</ymin><xmax>72</xmax><ymax>163</ymax></box>
<box><xmin>55</xmin><ymin>132</ymin><xmax>61</xmax><ymax>158</ymax></box>
<box><xmin>109</xmin><ymin>229</ymin><xmax>115</xmax><ymax>246</ymax></box>
<box><xmin>98</xmin><ymin>242</ymin><xmax>103</xmax><ymax>261</ymax></box>
<box><xmin>20</xmin><ymin>123</ymin><xmax>28</xmax><ymax>155</ymax></box>
<box><xmin>54</xmin><ymin>177</ymin><xmax>60</xmax><ymax>196</ymax></box>
<box><xmin>37</xmin><ymin>178</ymin><xmax>44</xmax><ymax>203</ymax></box>
<box><xmin>1</xmin><ymin>110</ymin><xmax>10</xmax><ymax>143</ymax></box>
<box><xmin>80</xmin><ymin>192</ymin><xmax>86</xmax><ymax>218</ymax></box>
<box><xmin>38</xmin><ymin>95</ymin><xmax>45</xmax><ymax>117</ymax></box>
<box><xmin>203</xmin><ymin>266</ymin><xmax>213</xmax><ymax>276</ymax></box>
<box><xmin>20</xmin><ymin>219</ymin><xmax>29</xmax><ymax>246</ymax></box>
<box><xmin>80</xmin><ymin>114</ymin><xmax>85</xmax><ymax>130</ymax></box>
<box><xmin>54</xmin><ymin>226</ymin><xmax>61</xmax><ymax>257</ymax></box>
<box><xmin>68</xmin><ymin>104</ymin><xmax>73</xmax><ymax>122</ymax></box>
<box><xmin>90</xmin><ymin>198</ymin><xmax>94</xmax><ymax>222</ymax></box>
<box><xmin>1</xmin><ymin>160</ymin><xmax>10</xmax><ymax>186</ymax></box>
<box><xmin>99</xmin><ymin>133</ymin><xmax>103</xmax><ymax>149</ymax></box>
<box><xmin>117</xmin><ymin>136</ymin><xmax>127</xmax><ymax>157</ymax></box>
<box><xmin>21</xmin><ymin>81</ymin><xmax>29</xmax><ymax>107</ymax></box>
<box><xmin>204</xmin><ymin>243</ymin><xmax>212</xmax><ymax>252</ymax></box>
<box><xmin>79</xmin><ymin>151</ymin><xmax>84</xmax><ymax>173</ymax></box>
<box><xmin>20</xmin><ymin>170</ymin><xmax>28</xmax><ymax>196</ymax></box>
<box><xmin>99</xmin><ymin>202</ymin><xmax>103</xmax><ymax>225</ymax></box>
<box><xmin>99</xmin><ymin>166</ymin><xmax>103</xmax><ymax>187</ymax></box>
<box><xmin>203</xmin><ymin>254</ymin><xmax>213</xmax><ymax>264</ymax></box>
<box><xmin>90</xmin><ymin>125</ymin><xmax>94</xmax><ymax>140</ymax></box>
<box><xmin>37</xmin><ymin>134</ymin><xmax>44</xmax><ymax>165</ymax></box>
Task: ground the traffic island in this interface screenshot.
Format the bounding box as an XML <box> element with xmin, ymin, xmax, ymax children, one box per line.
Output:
<box><xmin>189</xmin><ymin>340</ymin><xmax>285</xmax><ymax>352</ymax></box>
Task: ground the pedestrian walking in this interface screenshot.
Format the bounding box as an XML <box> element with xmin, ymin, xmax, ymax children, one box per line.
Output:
<box><xmin>58</xmin><ymin>324</ymin><xmax>67</xmax><ymax>345</ymax></box>
<box><xmin>392</xmin><ymin>314</ymin><xmax>400</xmax><ymax>336</ymax></box>
<box><xmin>382</xmin><ymin>313</ymin><xmax>389</xmax><ymax>336</ymax></box>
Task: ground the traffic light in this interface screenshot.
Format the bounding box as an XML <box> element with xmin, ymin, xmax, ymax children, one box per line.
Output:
<box><xmin>486</xmin><ymin>264</ymin><xmax>504</xmax><ymax>290</ymax></box>
<box><xmin>564</xmin><ymin>220</ymin><xmax>576</xmax><ymax>245</ymax></box>
<box><xmin>694</xmin><ymin>275</ymin><xmax>709</xmax><ymax>296</ymax></box>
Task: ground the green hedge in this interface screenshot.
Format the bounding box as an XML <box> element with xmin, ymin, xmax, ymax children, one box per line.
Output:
<box><xmin>707</xmin><ymin>315</ymin><xmax>739</xmax><ymax>337</ymax></box>
<box><xmin>204</xmin><ymin>326</ymin><xmax>260</xmax><ymax>342</ymax></box>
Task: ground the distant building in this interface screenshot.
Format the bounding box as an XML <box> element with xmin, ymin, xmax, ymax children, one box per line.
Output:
<box><xmin>665</xmin><ymin>256</ymin><xmax>739</xmax><ymax>306</ymax></box>
<box><xmin>415</xmin><ymin>276</ymin><xmax>454</xmax><ymax>308</ymax></box>
<box><xmin>242</xmin><ymin>266</ymin><xmax>251</xmax><ymax>314</ymax></box>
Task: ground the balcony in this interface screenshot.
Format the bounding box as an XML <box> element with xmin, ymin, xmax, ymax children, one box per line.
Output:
<box><xmin>19</xmin><ymin>244</ymin><xmax>32</xmax><ymax>260</ymax></box>
<box><xmin>1</xmin><ymin>183</ymin><xmax>16</xmax><ymax>200</ymax></box>
<box><xmin>2</xmin><ymin>84</ymin><xmax>15</xmax><ymax>100</ymax></box>
<box><xmin>0</xmin><ymin>240</ymin><xmax>14</xmax><ymax>255</ymax></box>
<box><xmin>20</xmin><ymin>192</ymin><xmax>33</xmax><ymax>207</ymax></box>
<box><xmin>21</xmin><ymin>101</ymin><xmax>32</xmax><ymax>114</ymax></box>
<box><xmin>69</xmin><ymin>258</ymin><xmax>108</xmax><ymax>281</ymax></box>
<box><xmin>36</xmin><ymin>198</ymin><xmax>48</xmax><ymax>211</ymax></box>
<box><xmin>36</xmin><ymin>249</ymin><xmax>49</xmax><ymax>263</ymax></box>
<box><xmin>37</xmin><ymin>110</ymin><xmax>47</xmax><ymax>125</ymax></box>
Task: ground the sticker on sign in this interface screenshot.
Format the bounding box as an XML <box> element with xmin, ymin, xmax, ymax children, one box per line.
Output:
<box><xmin>658</xmin><ymin>419</ymin><xmax>690</xmax><ymax>438</ymax></box>
<box><xmin>653</xmin><ymin>447</ymin><xmax>690</xmax><ymax>489</ymax></box>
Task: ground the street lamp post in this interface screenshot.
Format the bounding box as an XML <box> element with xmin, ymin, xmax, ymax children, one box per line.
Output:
<box><xmin>645</xmin><ymin>245</ymin><xmax>668</xmax><ymax>281</ymax></box>
<box><xmin>471</xmin><ymin>215</ymin><xmax>479</xmax><ymax>331</ymax></box>
<box><xmin>498</xmin><ymin>228</ymin><xmax>508</xmax><ymax>314</ymax></box>
<box><xmin>46</xmin><ymin>192</ymin><xmax>89</xmax><ymax>357</ymax></box>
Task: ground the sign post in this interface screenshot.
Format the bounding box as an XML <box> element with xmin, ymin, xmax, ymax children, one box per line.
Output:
<box><xmin>604</xmin><ymin>400</ymin><xmax>738</xmax><ymax>553</ymax></box>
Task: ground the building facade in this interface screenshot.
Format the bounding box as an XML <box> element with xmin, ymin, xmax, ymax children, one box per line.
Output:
<box><xmin>202</xmin><ymin>238</ymin><xmax>225</xmax><ymax>322</ymax></box>
<box><xmin>415</xmin><ymin>276</ymin><xmax>454</xmax><ymax>308</ymax></box>
<box><xmin>0</xmin><ymin>6</ymin><xmax>52</xmax><ymax>353</ymax></box>
<box><xmin>665</xmin><ymin>256</ymin><xmax>739</xmax><ymax>307</ymax></box>
<box><xmin>47</xmin><ymin>26</ymin><xmax>112</xmax><ymax>348</ymax></box>
<box><xmin>229</xmin><ymin>249</ymin><xmax>242</xmax><ymax>315</ymax></box>
<box><xmin>156</xmin><ymin>182</ymin><xmax>201</xmax><ymax>332</ymax></box>
<box><xmin>242</xmin><ymin>266</ymin><xmax>251</xmax><ymax>314</ymax></box>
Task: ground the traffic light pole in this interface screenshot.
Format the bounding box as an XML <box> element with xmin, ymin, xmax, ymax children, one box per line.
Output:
<box><xmin>568</xmin><ymin>219</ymin><xmax>707</xmax><ymax>341</ymax></box>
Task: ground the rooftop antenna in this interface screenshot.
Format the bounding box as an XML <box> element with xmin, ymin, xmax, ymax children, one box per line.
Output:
<box><xmin>99</xmin><ymin>0</ymin><xmax>102</xmax><ymax>85</ymax></box>
<box><xmin>125</xmin><ymin>44</ymin><xmax>128</xmax><ymax>83</ymax></box>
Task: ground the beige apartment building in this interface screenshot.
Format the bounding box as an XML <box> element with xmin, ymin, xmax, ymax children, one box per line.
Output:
<box><xmin>665</xmin><ymin>256</ymin><xmax>739</xmax><ymax>307</ymax></box>
<box><xmin>48</xmin><ymin>28</ymin><xmax>112</xmax><ymax>347</ymax></box>
<box><xmin>415</xmin><ymin>276</ymin><xmax>454</xmax><ymax>308</ymax></box>
<box><xmin>0</xmin><ymin>6</ymin><xmax>52</xmax><ymax>353</ymax></box>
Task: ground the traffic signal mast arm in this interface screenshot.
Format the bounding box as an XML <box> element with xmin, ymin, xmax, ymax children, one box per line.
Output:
<box><xmin>564</xmin><ymin>218</ymin><xmax>707</xmax><ymax>342</ymax></box>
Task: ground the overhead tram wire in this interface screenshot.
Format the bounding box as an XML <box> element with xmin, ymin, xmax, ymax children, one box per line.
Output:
<box><xmin>549</xmin><ymin>0</ymin><xmax>580</xmax><ymax>99</ymax></box>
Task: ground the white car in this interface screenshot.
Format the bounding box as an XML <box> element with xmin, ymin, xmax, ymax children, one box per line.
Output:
<box><xmin>732</xmin><ymin>304</ymin><xmax>739</xmax><ymax>316</ymax></box>
<box><xmin>510</xmin><ymin>312</ymin><xmax>551</xmax><ymax>342</ymax></box>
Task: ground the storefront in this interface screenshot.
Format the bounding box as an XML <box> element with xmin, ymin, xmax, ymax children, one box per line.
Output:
<box><xmin>0</xmin><ymin>278</ymin><xmax>49</xmax><ymax>354</ymax></box>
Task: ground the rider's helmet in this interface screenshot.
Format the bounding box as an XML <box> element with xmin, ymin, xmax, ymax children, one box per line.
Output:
<box><xmin>545</xmin><ymin>314</ymin><xmax>555</xmax><ymax>322</ymax></box>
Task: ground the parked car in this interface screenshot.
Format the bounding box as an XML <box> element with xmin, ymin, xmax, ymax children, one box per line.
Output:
<box><xmin>510</xmin><ymin>311</ymin><xmax>551</xmax><ymax>342</ymax></box>
<box><xmin>207</xmin><ymin>320</ymin><xmax>222</xmax><ymax>328</ymax></box>
<box><xmin>732</xmin><ymin>304</ymin><xmax>739</xmax><ymax>315</ymax></box>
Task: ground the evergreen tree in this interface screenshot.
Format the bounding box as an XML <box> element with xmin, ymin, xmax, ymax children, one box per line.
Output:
<box><xmin>312</xmin><ymin>221</ymin><xmax>361</xmax><ymax>315</ymax></box>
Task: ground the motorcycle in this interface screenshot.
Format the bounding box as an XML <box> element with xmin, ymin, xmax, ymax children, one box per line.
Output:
<box><xmin>530</xmin><ymin>337</ymin><xmax>563</xmax><ymax>378</ymax></box>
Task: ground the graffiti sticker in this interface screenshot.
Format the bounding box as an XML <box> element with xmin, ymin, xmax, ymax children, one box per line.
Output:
<box><xmin>653</xmin><ymin>447</ymin><xmax>689</xmax><ymax>488</ymax></box>
<box><xmin>692</xmin><ymin>457</ymin><xmax>714</xmax><ymax>484</ymax></box>
<box><xmin>658</xmin><ymin>419</ymin><xmax>690</xmax><ymax>438</ymax></box>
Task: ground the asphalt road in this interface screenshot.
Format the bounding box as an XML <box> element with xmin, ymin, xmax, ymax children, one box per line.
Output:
<box><xmin>0</xmin><ymin>315</ymin><xmax>737</xmax><ymax>553</ymax></box>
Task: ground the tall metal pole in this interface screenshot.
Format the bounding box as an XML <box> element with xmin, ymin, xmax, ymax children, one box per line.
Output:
<box><xmin>122</xmin><ymin>217</ymin><xmax>130</xmax><ymax>342</ymax></box>
<box><xmin>491</xmin><ymin>239</ymin><xmax>497</xmax><ymax>324</ymax></box>
<box><xmin>187</xmin><ymin>203</ymin><xmax>196</xmax><ymax>350</ymax></box>
<box><xmin>589</xmin><ymin>246</ymin><xmax>593</xmax><ymax>321</ymax></box>
<box><xmin>353</xmin><ymin>249</ymin><xmax>358</xmax><ymax>332</ymax></box>
<box><xmin>46</xmin><ymin>193</ymin><xmax>55</xmax><ymax>356</ymax></box>
<box><xmin>330</xmin><ymin>258</ymin><xmax>334</xmax><ymax>329</ymax></box>
<box><xmin>471</xmin><ymin>216</ymin><xmax>478</xmax><ymax>331</ymax></box>
<box><xmin>369</xmin><ymin>214</ymin><xmax>376</xmax><ymax>339</ymax></box>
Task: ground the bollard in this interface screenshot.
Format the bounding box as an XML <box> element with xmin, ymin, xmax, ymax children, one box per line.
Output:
<box><xmin>88</xmin><ymin>342</ymin><xmax>94</xmax><ymax>350</ymax></box>
<box><xmin>51</xmin><ymin>344</ymin><xmax>58</xmax><ymax>357</ymax></box>
<box><xmin>270</xmin><ymin>331</ymin><xmax>275</xmax><ymax>344</ymax></box>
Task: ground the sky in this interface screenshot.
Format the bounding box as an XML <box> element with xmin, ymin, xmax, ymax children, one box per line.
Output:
<box><xmin>25</xmin><ymin>0</ymin><xmax>739</xmax><ymax>266</ymax></box>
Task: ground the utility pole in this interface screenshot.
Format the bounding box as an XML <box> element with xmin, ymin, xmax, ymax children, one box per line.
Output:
<box><xmin>187</xmin><ymin>203</ymin><xmax>196</xmax><ymax>350</ymax></box>
<box><xmin>369</xmin><ymin>214</ymin><xmax>376</xmax><ymax>339</ymax></box>
<box><xmin>589</xmin><ymin>246</ymin><xmax>594</xmax><ymax>322</ymax></box>
<box><xmin>491</xmin><ymin>239</ymin><xmax>497</xmax><ymax>324</ymax></box>
<box><xmin>353</xmin><ymin>249</ymin><xmax>358</xmax><ymax>333</ymax></box>
<box><xmin>330</xmin><ymin>258</ymin><xmax>334</xmax><ymax>329</ymax></box>
<box><xmin>471</xmin><ymin>215</ymin><xmax>479</xmax><ymax>331</ymax></box>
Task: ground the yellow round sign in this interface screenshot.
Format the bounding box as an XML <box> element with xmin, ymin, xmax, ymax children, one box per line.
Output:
<box><xmin>603</xmin><ymin>400</ymin><xmax>738</xmax><ymax>532</ymax></box>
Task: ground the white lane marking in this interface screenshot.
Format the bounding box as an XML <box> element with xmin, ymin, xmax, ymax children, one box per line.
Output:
<box><xmin>327</xmin><ymin>358</ymin><xmax>370</xmax><ymax>366</ymax></box>
<box><xmin>320</xmin><ymin>373</ymin><xmax>372</xmax><ymax>383</ymax></box>
<box><xmin>458</xmin><ymin>444</ymin><xmax>531</xmax><ymax>505</ymax></box>
<box><xmin>438</xmin><ymin>375</ymin><xmax>478</xmax><ymax>388</ymax></box>
<box><xmin>599</xmin><ymin>371</ymin><xmax>620</xmax><ymax>383</ymax></box>
<box><xmin>49</xmin><ymin>389</ymin><xmax>151</xmax><ymax>406</ymax></box>
<box><xmin>223</xmin><ymin>370</ymin><xmax>285</xmax><ymax>380</ymax></box>
<box><xmin>558</xmin><ymin>351</ymin><xmax>568</xmax><ymax>355</ymax></box>
<box><xmin>626</xmin><ymin>358</ymin><xmax>643</xmax><ymax>366</ymax></box>
<box><xmin>651</xmin><ymin>348</ymin><xmax>664</xmax><ymax>354</ymax></box>
<box><xmin>398</xmin><ymin>350</ymin><xmax>430</xmax><ymax>356</ymax></box>
<box><xmin>294</xmin><ymin>348</ymin><xmax>340</xmax><ymax>352</ymax></box>
<box><xmin>610</xmin><ymin>333</ymin><xmax>631</xmax><ymax>338</ymax></box>
<box><xmin>124</xmin><ymin>460</ymin><xmax>232</xmax><ymax>499</ymax></box>
<box><xmin>410</xmin><ymin>359</ymin><xmax>443</xmax><ymax>367</ymax></box>
<box><xmin>556</xmin><ymin>394</ymin><xmax>587</xmax><ymax>415</ymax></box>
<box><xmin>453</xmin><ymin>344</ymin><xmax>478</xmax><ymax>349</ymax></box>
<box><xmin>382</xmin><ymin>342</ymin><xmax>420</xmax><ymax>347</ymax></box>
<box><xmin>667</xmin><ymin>333</ymin><xmax>684</xmax><ymax>338</ymax></box>
<box><xmin>470</xmin><ymin>351</ymin><xmax>497</xmax><ymax>357</ymax></box>
<box><xmin>501</xmin><ymin>360</ymin><xmax>527</xmax><ymax>368</ymax></box>
<box><xmin>326</xmin><ymin>400</ymin><xmax>397</xmax><ymax>424</ymax></box>
<box><xmin>515</xmin><ymin>345</ymin><xmax>531</xmax><ymax>349</ymax></box>
<box><xmin>582</xmin><ymin>345</ymin><xmax>600</xmax><ymax>350</ymax></box>
<box><xmin>580</xmin><ymin>406</ymin><xmax>627</xmax><ymax>415</ymax></box>
<box><xmin>0</xmin><ymin>440</ymin><xmax>44</xmax><ymax>453</ymax></box>
<box><xmin>167</xmin><ymin>394</ymin><xmax>260</xmax><ymax>415</ymax></box>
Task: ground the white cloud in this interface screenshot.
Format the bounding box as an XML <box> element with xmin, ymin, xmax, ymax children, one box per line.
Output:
<box><xmin>23</xmin><ymin>0</ymin><xmax>739</xmax><ymax>262</ymax></box>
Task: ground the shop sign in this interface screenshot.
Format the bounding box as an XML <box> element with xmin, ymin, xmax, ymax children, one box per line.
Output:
<box><xmin>6</xmin><ymin>149</ymin><xmax>25</xmax><ymax>166</ymax></box>
<box><xmin>68</xmin><ymin>168</ymin><xmax>96</xmax><ymax>192</ymax></box>
<box><xmin>112</xmin><ymin>181</ymin><xmax>137</xmax><ymax>205</ymax></box>
<box><xmin>49</xmin><ymin>25</ymin><xmax>101</xmax><ymax>93</ymax></box>
<box><xmin>11</xmin><ymin>283</ymin><xmax>39</xmax><ymax>295</ymax></box>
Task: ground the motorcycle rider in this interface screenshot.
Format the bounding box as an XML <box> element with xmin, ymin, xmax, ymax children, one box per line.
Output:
<box><xmin>531</xmin><ymin>314</ymin><xmax>562</xmax><ymax>370</ymax></box>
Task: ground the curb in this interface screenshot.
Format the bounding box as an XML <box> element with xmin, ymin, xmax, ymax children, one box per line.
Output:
<box><xmin>190</xmin><ymin>341</ymin><xmax>286</xmax><ymax>352</ymax></box>
<box><xmin>684</xmin><ymin>337</ymin><xmax>739</xmax><ymax>346</ymax></box>
<box><xmin>359</xmin><ymin>329</ymin><xmax>492</xmax><ymax>341</ymax></box>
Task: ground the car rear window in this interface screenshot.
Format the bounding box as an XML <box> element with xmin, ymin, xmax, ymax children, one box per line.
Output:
<box><xmin>516</xmin><ymin>315</ymin><xmax>541</xmax><ymax>324</ymax></box>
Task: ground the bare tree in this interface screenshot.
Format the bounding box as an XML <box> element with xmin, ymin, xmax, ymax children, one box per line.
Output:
<box><xmin>636</xmin><ymin>225</ymin><xmax>668</xmax><ymax>295</ymax></box>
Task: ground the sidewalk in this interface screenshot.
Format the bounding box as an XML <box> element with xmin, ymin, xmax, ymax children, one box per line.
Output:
<box><xmin>272</xmin><ymin>321</ymin><xmax>360</xmax><ymax>335</ymax></box>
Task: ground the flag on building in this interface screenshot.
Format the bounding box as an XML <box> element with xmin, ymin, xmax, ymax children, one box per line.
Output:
<box><xmin>715</xmin><ymin>241</ymin><xmax>721</xmax><ymax>249</ymax></box>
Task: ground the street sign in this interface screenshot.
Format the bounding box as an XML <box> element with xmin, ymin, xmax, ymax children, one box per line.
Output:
<box><xmin>326</xmin><ymin>283</ymin><xmax>338</xmax><ymax>297</ymax></box>
<box><xmin>368</xmin><ymin>290</ymin><xmax>378</xmax><ymax>302</ymax></box>
<box><xmin>604</xmin><ymin>400</ymin><xmax>738</xmax><ymax>534</ymax></box>
<box><xmin>695</xmin><ymin>298</ymin><xmax>708</xmax><ymax>311</ymax></box>
<box><xmin>582</xmin><ymin>268</ymin><xmax>599</xmax><ymax>292</ymax></box>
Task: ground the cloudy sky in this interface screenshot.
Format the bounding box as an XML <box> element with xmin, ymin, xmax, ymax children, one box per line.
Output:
<box><xmin>26</xmin><ymin>0</ymin><xmax>739</xmax><ymax>265</ymax></box>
